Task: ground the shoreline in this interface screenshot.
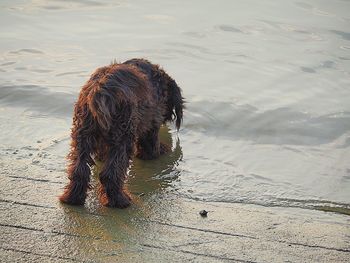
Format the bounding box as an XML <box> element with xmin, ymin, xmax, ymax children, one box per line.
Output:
<box><xmin>1</xmin><ymin>152</ymin><xmax>349</xmax><ymax>262</ymax></box>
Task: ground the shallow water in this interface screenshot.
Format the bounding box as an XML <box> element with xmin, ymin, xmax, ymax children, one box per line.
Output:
<box><xmin>1</xmin><ymin>0</ymin><xmax>350</xmax><ymax>215</ymax></box>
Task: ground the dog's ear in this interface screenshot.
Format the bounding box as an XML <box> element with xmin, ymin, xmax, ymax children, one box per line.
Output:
<box><xmin>167</xmin><ymin>77</ymin><xmax>184</xmax><ymax>130</ymax></box>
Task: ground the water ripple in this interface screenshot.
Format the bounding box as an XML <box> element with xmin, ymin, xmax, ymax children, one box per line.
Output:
<box><xmin>185</xmin><ymin>101</ymin><xmax>350</xmax><ymax>146</ymax></box>
<box><xmin>0</xmin><ymin>85</ymin><xmax>75</xmax><ymax>117</ymax></box>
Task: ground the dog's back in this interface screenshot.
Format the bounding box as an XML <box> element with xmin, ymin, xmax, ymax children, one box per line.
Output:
<box><xmin>81</xmin><ymin>63</ymin><xmax>149</xmax><ymax>132</ymax></box>
<box><xmin>83</xmin><ymin>59</ymin><xmax>183</xmax><ymax>135</ymax></box>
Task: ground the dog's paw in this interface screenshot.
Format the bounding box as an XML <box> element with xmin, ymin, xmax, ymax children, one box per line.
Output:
<box><xmin>59</xmin><ymin>191</ymin><xmax>86</xmax><ymax>206</ymax></box>
<box><xmin>160</xmin><ymin>142</ymin><xmax>171</xmax><ymax>155</ymax></box>
<box><xmin>135</xmin><ymin>148</ymin><xmax>154</xmax><ymax>160</ymax></box>
<box><xmin>115</xmin><ymin>192</ymin><xmax>132</xmax><ymax>208</ymax></box>
<box><xmin>101</xmin><ymin>191</ymin><xmax>132</xmax><ymax>208</ymax></box>
<box><xmin>136</xmin><ymin>143</ymin><xmax>170</xmax><ymax>160</ymax></box>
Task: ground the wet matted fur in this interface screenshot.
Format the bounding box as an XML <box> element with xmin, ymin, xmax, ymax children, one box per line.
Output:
<box><xmin>59</xmin><ymin>58</ymin><xmax>184</xmax><ymax>208</ymax></box>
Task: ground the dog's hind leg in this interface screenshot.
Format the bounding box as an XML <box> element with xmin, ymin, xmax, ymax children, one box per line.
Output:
<box><xmin>98</xmin><ymin>139</ymin><xmax>133</xmax><ymax>208</ymax></box>
<box><xmin>59</xmin><ymin>110</ymin><xmax>96</xmax><ymax>205</ymax></box>
<box><xmin>136</xmin><ymin>126</ymin><xmax>170</xmax><ymax>160</ymax></box>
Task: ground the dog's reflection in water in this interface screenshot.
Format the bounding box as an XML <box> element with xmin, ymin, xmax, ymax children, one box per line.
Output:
<box><xmin>129</xmin><ymin>125</ymin><xmax>183</xmax><ymax>195</ymax></box>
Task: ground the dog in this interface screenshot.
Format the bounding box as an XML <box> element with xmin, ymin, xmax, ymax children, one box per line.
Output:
<box><xmin>59</xmin><ymin>58</ymin><xmax>184</xmax><ymax>208</ymax></box>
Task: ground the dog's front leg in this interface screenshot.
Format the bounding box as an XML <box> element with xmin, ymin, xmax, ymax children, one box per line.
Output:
<box><xmin>136</xmin><ymin>127</ymin><xmax>170</xmax><ymax>160</ymax></box>
<box><xmin>99</xmin><ymin>143</ymin><xmax>132</xmax><ymax>208</ymax></box>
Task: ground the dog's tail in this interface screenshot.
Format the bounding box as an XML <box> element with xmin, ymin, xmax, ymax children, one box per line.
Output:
<box><xmin>166</xmin><ymin>77</ymin><xmax>184</xmax><ymax>130</ymax></box>
<box><xmin>88</xmin><ymin>90</ymin><xmax>116</xmax><ymax>131</ymax></box>
<box><xmin>88</xmin><ymin>88</ymin><xmax>132</xmax><ymax>131</ymax></box>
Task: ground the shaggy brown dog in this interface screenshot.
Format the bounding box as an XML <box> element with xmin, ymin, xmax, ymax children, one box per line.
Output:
<box><xmin>59</xmin><ymin>58</ymin><xmax>184</xmax><ymax>208</ymax></box>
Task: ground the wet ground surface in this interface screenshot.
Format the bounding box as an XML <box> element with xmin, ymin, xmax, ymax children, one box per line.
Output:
<box><xmin>1</xmin><ymin>158</ymin><xmax>350</xmax><ymax>262</ymax></box>
<box><xmin>0</xmin><ymin>124</ymin><xmax>349</xmax><ymax>262</ymax></box>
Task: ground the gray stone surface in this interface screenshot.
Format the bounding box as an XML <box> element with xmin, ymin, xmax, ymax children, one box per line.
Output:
<box><xmin>0</xmin><ymin>153</ymin><xmax>349</xmax><ymax>262</ymax></box>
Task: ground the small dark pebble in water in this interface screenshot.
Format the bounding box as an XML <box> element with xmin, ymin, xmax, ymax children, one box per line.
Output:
<box><xmin>53</xmin><ymin>139</ymin><xmax>58</xmax><ymax>143</ymax></box>
<box><xmin>139</xmin><ymin>192</ymin><xmax>145</xmax><ymax>197</ymax></box>
<box><xmin>28</xmin><ymin>153</ymin><xmax>33</xmax><ymax>156</ymax></box>
<box><xmin>199</xmin><ymin>210</ymin><xmax>208</xmax><ymax>217</ymax></box>
<box><xmin>37</xmin><ymin>140</ymin><xmax>42</xmax><ymax>143</ymax></box>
